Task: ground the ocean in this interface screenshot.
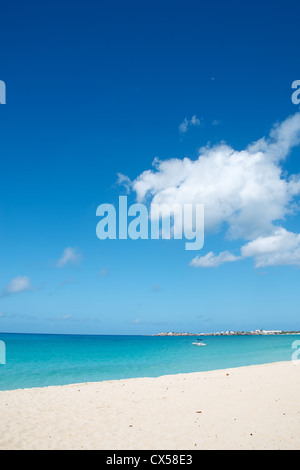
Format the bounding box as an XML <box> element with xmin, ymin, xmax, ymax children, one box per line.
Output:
<box><xmin>0</xmin><ymin>333</ymin><xmax>298</xmax><ymax>391</ymax></box>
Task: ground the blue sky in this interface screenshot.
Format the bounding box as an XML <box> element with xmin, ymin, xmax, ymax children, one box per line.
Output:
<box><xmin>0</xmin><ymin>0</ymin><xmax>300</xmax><ymax>335</ymax></box>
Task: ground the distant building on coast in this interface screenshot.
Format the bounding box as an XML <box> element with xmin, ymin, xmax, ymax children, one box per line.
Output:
<box><xmin>153</xmin><ymin>329</ymin><xmax>300</xmax><ymax>337</ymax></box>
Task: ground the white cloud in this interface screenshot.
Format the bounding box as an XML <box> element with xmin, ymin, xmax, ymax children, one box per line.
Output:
<box><xmin>241</xmin><ymin>227</ymin><xmax>300</xmax><ymax>268</ymax></box>
<box><xmin>6</xmin><ymin>276</ymin><xmax>32</xmax><ymax>293</ymax></box>
<box><xmin>56</xmin><ymin>247</ymin><xmax>82</xmax><ymax>268</ymax></box>
<box><xmin>117</xmin><ymin>173</ymin><xmax>131</xmax><ymax>193</ymax></box>
<box><xmin>179</xmin><ymin>115</ymin><xmax>201</xmax><ymax>134</ymax></box>
<box><xmin>3</xmin><ymin>276</ymin><xmax>32</xmax><ymax>295</ymax></box>
<box><xmin>62</xmin><ymin>314</ymin><xmax>72</xmax><ymax>320</ymax></box>
<box><xmin>190</xmin><ymin>251</ymin><xmax>241</xmax><ymax>268</ymax></box>
<box><xmin>128</xmin><ymin>113</ymin><xmax>300</xmax><ymax>268</ymax></box>
<box><xmin>48</xmin><ymin>314</ymin><xmax>73</xmax><ymax>322</ymax></box>
<box><xmin>190</xmin><ymin>227</ymin><xmax>300</xmax><ymax>269</ymax></box>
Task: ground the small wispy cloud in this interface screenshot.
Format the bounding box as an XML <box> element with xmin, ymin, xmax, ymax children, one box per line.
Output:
<box><xmin>128</xmin><ymin>318</ymin><xmax>171</xmax><ymax>326</ymax></box>
<box><xmin>56</xmin><ymin>247</ymin><xmax>82</xmax><ymax>268</ymax></box>
<box><xmin>59</xmin><ymin>278</ymin><xmax>74</xmax><ymax>288</ymax></box>
<box><xmin>46</xmin><ymin>314</ymin><xmax>102</xmax><ymax>325</ymax></box>
<box><xmin>117</xmin><ymin>173</ymin><xmax>132</xmax><ymax>193</ymax></box>
<box><xmin>98</xmin><ymin>268</ymin><xmax>109</xmax><ymax>277</ymax></box>
<box><xmin>0</xmin><ymin>312</ymin><xmax>37</xmax><ymax>321</ymax></box>
<box><xmin>62</xmin><ymin>314</ymin><xmax>72</xmax><ymax>320</ymax></box>
<box><xmin>190</xmin><ymin>251</ymin><xmax>241</xmax><ymax>268</ymax></box>
<box><xmin>0</xmin><ymin>276</ymin><xmax>33</xmax><ymax>297</ymax></box>
<box><xmin>179</xmin><ymin>115</ymin><xmax>201</xmax><ymax>134</ymax></box>
<box><xmin>47</xmin><ymin>314</ymin><xmax>73</xmax><ymax>322</ymax></box>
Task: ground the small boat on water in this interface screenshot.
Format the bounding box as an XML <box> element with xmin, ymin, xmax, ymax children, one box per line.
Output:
<box><xmin>192</xmin><ymin>338</ymin><xmax>206</xmax><ymax>347</ymax></box>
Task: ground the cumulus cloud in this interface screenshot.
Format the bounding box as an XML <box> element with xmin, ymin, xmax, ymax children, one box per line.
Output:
<box><xmin>128</xmin><ymin>113</ymin><xmax>300</xmax><ymax>268</ymax></box>
<box><xmin>193</xmin><ymin>227</ymin><xmax>300</xmax><ymax>269</ymax></box>
<box><xmin>241</xmin><ymin>227</ymin><xmax>300</xmax><ymax>268</ymax></box>
<box><xmin>56</xmin><ymin>247</ymin><xmax>82</xmax><ymax>268</ymax></box>
<box><xmin>179</xmin><ymin>115</ymin><xmax>201</xmax><ymax>134</ymax></box>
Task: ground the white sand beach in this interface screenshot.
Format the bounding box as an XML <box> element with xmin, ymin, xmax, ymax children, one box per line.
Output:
<box><xmin>0</xmin><ymin>361</ymin><xmax>300</xmax><ymax>450</ymax></box>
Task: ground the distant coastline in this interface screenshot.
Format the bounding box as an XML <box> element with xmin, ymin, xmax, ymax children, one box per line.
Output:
<box><xmin>153</xmin><ymin>329</ymin><xmax>300</xmax><ymax>336</ymax></box>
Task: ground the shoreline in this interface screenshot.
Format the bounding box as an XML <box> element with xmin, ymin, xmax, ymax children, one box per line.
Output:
<box><xmin>0</xmin><ymin>358</ymin><xmax>295</xmax><ymax>393</ymax></box>
<box><xmin>1</xmin><ymin>360</ymin><xmax>300</xmax><ymax>450</ymax></box>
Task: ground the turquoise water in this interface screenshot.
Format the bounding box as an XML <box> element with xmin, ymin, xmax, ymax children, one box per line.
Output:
<box><xmin>0</xmin><ymin>333</ymin><xmax>298</xmax><ymax>391</ymax></box>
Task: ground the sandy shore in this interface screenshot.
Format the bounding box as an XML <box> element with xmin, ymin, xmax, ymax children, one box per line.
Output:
<box><xmin>0</xmin><ymin>361</ymin><xmax>300</xmax><ymax>450</ymax></box>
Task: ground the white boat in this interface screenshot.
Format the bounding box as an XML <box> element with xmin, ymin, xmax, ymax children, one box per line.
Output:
<box><xmin>192</xmin><ymin>339</ymin><xmax>206</xmax><ymax>347</ymax></box>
